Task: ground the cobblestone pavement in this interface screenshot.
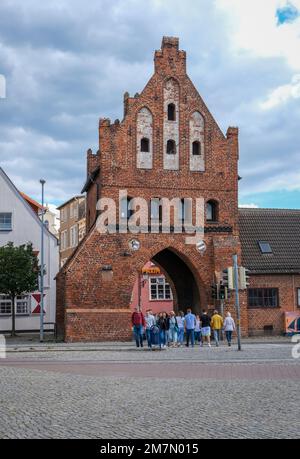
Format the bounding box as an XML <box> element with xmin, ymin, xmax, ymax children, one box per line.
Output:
<box><xmin>0</xmin><ymin>342</ymin><xmax>299</xmax><ymax>439</ymax></box>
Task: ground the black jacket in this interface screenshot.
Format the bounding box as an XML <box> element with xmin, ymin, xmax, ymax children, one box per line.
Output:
<box><xmin>157</xmin><ymin>317</ymin><xmax>169</xmax><ymax>331</ymax></box>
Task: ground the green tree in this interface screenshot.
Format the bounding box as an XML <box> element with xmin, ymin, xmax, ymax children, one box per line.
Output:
<box><xmin>0</xmin><ymin>242</ymin><xmax>39</xmax><ymax>336</ymax></box>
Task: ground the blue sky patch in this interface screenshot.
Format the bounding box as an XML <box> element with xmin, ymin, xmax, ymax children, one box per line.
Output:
<box><xmin>276</xmin><ymin>3</ymin><xmax>299</xmax><ymax>25</ymax></box>
<box><xmin>240</xmin><ymin>190</ymin><xmax>300</xmax><ymax>210</ymax></box>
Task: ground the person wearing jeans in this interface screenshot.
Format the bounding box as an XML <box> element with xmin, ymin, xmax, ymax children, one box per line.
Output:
<box><xmin>145</xmin><ymin>309</ymin><xmax>156</xmax><ymax>349</ymax></box>
<box><xmin>176</xmin><ymin>311</ymin><xmax>185</xmax><ymax>347</ymax></box>
<box><xmin>168</xmin><ymin>311</ymin><xmax>178</xmax><ymax>347</ymax></box>
<box><xmin>131</xmin><ymin>307</ymin><xmax>146</xmax><ymax>348</ymax></box>
<box><xmin>195</xmin><ymin>314</ymin><xmax>202</xmax><ymax>345</ymax></box>
<box><xmin>211</xmin><ymin>310</ymin><xmax>224</xmax><ymax>347</ymax></box>
<box><xmin>224</xmin><ymin>312</ymin><xmax>236</xmax><ymax>347</ymax></box>
<box><xmin>157</xmin><ymin>312</ymin><xmax>169</xmax><ymax>349</ymax></box>
<box><xmin>185</xmin><ymin>309</ymin><xmax>196</xmax><ymax>347</ymax></box>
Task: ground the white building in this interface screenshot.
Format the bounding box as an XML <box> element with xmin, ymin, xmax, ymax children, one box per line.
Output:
<box><xmin>44</xmin><ymin>204</ymin><xmax>59</xmax><ymax>236</ymax></box>
<box><xmin>0</xmin><ymin>168</ymin><xmax>59</xmax><ymax>333</ymax></box>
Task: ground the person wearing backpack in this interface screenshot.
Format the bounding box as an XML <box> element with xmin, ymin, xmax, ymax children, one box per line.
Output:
<box><xmin>145</xmin><ymin>309</ymin><xmax>156</xmax><ymax>349</ymax></box>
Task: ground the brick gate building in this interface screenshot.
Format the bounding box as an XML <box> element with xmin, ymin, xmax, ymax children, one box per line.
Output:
<box><xmin>56</xmin><ymin>37</ymin><xmax>249</xmax><ymax>342</ymax></box>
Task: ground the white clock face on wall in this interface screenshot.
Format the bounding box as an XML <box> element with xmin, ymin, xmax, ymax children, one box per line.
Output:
<box><xmin>129</xmin><ymin>239</ymin><xmax>141</xmax><ymax>251</ymax></box>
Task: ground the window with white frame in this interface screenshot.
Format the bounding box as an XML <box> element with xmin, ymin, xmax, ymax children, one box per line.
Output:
<box><xmin>0</xmin><ymin>294</ymin><xmax>31</xmax><ymax>315</ymax></box>
<box><xmin>16</xmin><ymin>295</ymin><xmax>31</xmax><ymax>314</ymax></box>
<box><xmin>150</xmin><ymin>277</ymin><xmax>172</xmax><ymax>301</ymax></box>
<box><xmin>0</xmin><ymin>295</ymin><xmax>12</xmax><ymax>314</ymax></box>
<box><xmin>0</xmin><ymin>213</ymin><xmax>12</xmax><ymax>231</ymax></box>
<box><xmin>70</xmin><ymin>225</ymin><xmax>78</xmax><ymax>248</ymax></box>
<box><xmin>60</xmin><ymin>230</ymin><xmax>68</xmax><ymax>251</ymax></box>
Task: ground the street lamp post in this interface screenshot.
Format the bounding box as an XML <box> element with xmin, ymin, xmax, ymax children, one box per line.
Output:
<box><xmin>40</xmin><ymin>179</ymin><xmax>46</xmax><ymax>342</ymax></box>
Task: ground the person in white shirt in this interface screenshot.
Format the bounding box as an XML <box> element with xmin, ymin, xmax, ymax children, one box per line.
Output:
<box><xmin>223</xmin><ymin>312</ymin><xmax>236</xmax><ymax>347</ymax></box>
<box><xmin>176</xmin><ymin>310</ymin><xmax>185</xmax><ymax>347</ymax></box>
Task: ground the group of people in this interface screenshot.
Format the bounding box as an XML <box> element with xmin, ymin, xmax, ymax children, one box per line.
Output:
<box><xmin>131</xmin><ymin>307</ymin><xmax>236</xmax><ymax>350</ymax></box>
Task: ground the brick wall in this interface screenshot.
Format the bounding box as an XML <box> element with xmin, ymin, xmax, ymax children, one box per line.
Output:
<box><xmin>248</xmin><ymin>274</ymin><xmax>300</xmax><ymax>335</ymax></box>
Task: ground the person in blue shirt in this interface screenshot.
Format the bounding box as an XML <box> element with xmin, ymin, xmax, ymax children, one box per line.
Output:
<box><xmin>184</xmin><ymin>309</ymin><xmax>196</xmax><ymax>348</ymax></box>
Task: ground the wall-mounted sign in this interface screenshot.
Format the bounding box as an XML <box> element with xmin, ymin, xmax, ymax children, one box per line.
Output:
<box><xmin>142</xmin><ymin>267</ymin><xmax>161</xmax><ymax>275</ymax></box>
<box><xmin>285</xmin><ymin>312</ymin><xmax>300</xmax><ymax>335</ymax></box>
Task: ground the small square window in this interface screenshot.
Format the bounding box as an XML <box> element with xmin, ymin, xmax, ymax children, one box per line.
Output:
<box><xmin>258</xmin><ymin>241</ymin><xmax>272</xmax><ymax>254</ymax></box>
<box><xmin>0</xmin><ymin>213</ymin><xmax>12</xmax><ymax>231</ymax></box>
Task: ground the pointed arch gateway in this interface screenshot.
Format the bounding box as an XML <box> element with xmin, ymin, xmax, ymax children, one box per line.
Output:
<box><xmin>150</xmin><ymin>247</ymin><xmax>202</xmax><ymax>314</ymax></box>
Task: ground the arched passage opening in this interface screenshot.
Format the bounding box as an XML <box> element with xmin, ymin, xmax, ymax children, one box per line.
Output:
<box><xmin>130</xmin><ymin>248</ymin><xmax>202</xmax><ymax>315</ymax></box>
<box><xmin>151</xmin><ymin>248</ymin><xmax>201</xmax><ymax>314</ymax></box>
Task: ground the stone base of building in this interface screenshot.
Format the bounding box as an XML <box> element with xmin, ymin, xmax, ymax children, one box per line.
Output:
<box><xmin>60</xmin><ymin>309</ymin><xmax>250</xmax><ymax>342</ymax></box>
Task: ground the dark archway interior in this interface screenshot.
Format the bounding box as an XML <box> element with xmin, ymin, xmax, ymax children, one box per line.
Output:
<box><xmin>151</xmin><ymin>248</ymin><xmax>201</xmax><ymax>314</ymax></box>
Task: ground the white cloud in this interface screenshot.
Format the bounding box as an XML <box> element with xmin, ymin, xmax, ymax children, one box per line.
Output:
<box><xmin>260</xmin><ymin>73</ymin><xmax>300</xmax><ymax>109</ymax></box>
<box><xmin>239</xmin><ymin>203</ymin><xmax>259</xmax><ymax>208</ymax></box>
<box><xmin>216</xmin><ymin>0</ymin><xmax>300</xmax><ymax>70</ymax></box>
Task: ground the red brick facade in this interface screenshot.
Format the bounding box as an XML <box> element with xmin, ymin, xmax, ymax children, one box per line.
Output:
<box><xmin>56</xmin><ymin>37</ymin><xmax>249</xmax><ymax>342</ymax></box>
<box><xmin>248</xmin><ymin>274</ymin><xmax>300</xmax><ymax>335</ymax></box>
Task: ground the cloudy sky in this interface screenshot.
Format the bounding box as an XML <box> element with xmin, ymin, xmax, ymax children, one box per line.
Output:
<box><xmin>0</xmin><ymin>0</ymin><xmax>299</xmax><ymax>209</ymax></box>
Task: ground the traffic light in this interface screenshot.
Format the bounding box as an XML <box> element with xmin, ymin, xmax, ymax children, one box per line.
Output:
<box><xmin>219</xmin><ymin>284</ymin><xmax>226</xmax><ymax>300</ymax></box>
<box><xmin>239</xmin><ymin>267</ymin><xmax>250</xmax><ymax>290</ymax></box>
<box><xmin>219</xmin><ymin>285</ymin><xmax>231</xmax><ymax>300</ymax></box>
<box><xmin>211</xmin><ymin>284</ymin><xmax>218</xmax><ymax>300</ymax></box>
<box><xmin>222</xmin><ymin>267</ymin><xmax>234</xmax><ymax>290</ymax></box>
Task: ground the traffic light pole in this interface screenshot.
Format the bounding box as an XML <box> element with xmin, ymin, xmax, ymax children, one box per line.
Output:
<box><xmin>220</xmin><ymin>299</ymin><xmax>224</xmax><ymax>341</ymax></box>
<box><xmin>233</xmin><ymin>254</ymin><xmax>242</xmax><ymax>351</ymax></box>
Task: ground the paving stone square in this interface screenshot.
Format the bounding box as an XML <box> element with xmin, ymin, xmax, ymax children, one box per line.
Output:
<box><xmin>0</xmin><ymin>340</ymin><xmax>299</xmax><ymax>439</ymax></box>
